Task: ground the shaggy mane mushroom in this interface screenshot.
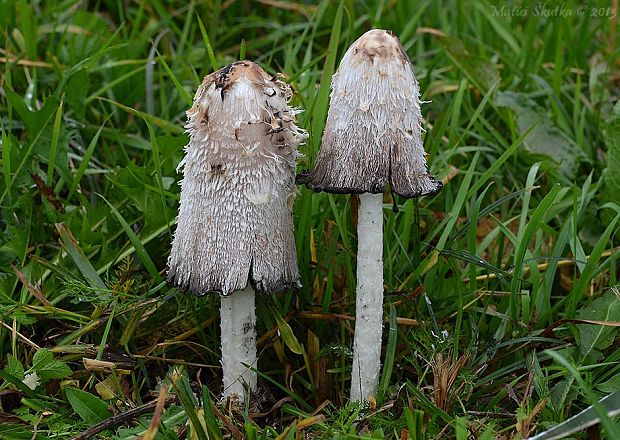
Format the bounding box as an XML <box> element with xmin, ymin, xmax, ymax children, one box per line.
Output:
<box><xmin>298</xmin><ymin>29</ymin><xmax>442</xmax><ymax>402</ymax></box>
<box><xmin>168</xmin><ymin>60</ymin><xmax>306</xmax><ymax>401</ymax></box>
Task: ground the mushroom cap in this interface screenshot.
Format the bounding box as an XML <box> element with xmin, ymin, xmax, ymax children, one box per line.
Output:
<box><xmin>298</xmin><ymin>29</ymin><xmax>442</xmax><ymax>198</ymax></box>
<box><xmin>168</xmin><ymin>61</ymin><xmax>307</xmax><ymax>296</ymax></box>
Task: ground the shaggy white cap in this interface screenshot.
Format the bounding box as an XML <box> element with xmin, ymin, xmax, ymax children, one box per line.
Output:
<box><xmin>298</xmin><ymin>29</ymin><xmax>442</xmax><ymax>197</ymax></box>
<box><xmin>168</xmin><ymin>61</ymin><xmax>307</xmax><ymax>296</ymax></box>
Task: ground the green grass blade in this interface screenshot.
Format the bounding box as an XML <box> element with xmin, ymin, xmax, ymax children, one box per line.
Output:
<box><xmin>1</xmin><ymin>124</ymin><xmax>12</xmax><ymax>204</ymax></box>
<box><xmin>253</xmin><ymin>368</ymin><xmax>312</xmax><ymax>411</ymax></box>
<box><xmin>565</xmin><ymin>212</ymin><xmax>620</xmax><ymax>315</ymax></box>
<box><xmin>404</xmin><ymin>407</ymin><xmax>424</xmax><ymax>440</ymax></box>
<box><xmin>310</xmin><ymin>2</ymin><xmax>343</xmax><ymax>155</ymax></box>
<box><xmin>509</xmin><ymin>184</ymin><xmax>561</xmax><ymax>315</ymax></box>
<box><xmin>196</xmin><ymin>14</ymin><xmax>218</xmax><ymax>72</ymax></box>
<box><xmin>98</xmin><ymin>194</ymin><xmax>162</xmax><ymax>282</ymax></box>
<box><xmin>201</xmin><ymin>385</ymin><xmax>223</xmax><ymax>440</ymax></box>
<box><xmin>537</xmin><ymin>351</ymin><xmax>620</xmax><ymax>440</ymax></box>
<box><xmin>67</xmin><ymin>118</ymin><xmax>107</xmax><ymax>200</ymax></box>
<box><xmin>46</xmin><ymin>101</ymin><xmax>63</xmax><ymax>186</ymax></box>
<box><xmin>56</xmin><ymin>223</ymin><xmax>107</xmax><ymax>290</ymax></box>
<box><xmin>436</xmin><ymin>152</ymin><xmax>480</xmax><ymax>250</ymax></box>
<box><xmin>378</xmin><ymin>303</ymin><xmax>397</xmax><ymax>405</ymax></box>
<box><xmin>170</xmin><ymin>371</ymin><xmax>209</xmax><ymax>440</ymax></box>
<box><xmin>406</xmin><ymin>381</ymin><xmax>453</xmax><ymax>424</ymax></box>
<box><xmin>467</xmin><ymin>124</ymin><xmax>536</xmax><ymax>198</ymax></box>
<box><xmin>156</xmin><ymin>49</ymin><xmax>193</xmax><ymax>107</ymax></box>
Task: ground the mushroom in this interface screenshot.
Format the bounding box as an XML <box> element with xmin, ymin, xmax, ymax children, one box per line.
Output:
<box><xmin>298</xmin><ymin>29</ymin><xmax>442</xmax><ymax>402</ymax></box>
<box><xmin>168</xmin><ymin>60</ymin><xmax>306</xmax><ymax>401</ymax></box>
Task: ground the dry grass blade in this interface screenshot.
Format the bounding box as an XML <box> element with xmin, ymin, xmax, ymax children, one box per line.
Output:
<box><xmin>142</xmin><ymin>384</ymin><xmax>169</xmax><ymax>440</ymax></box>
<box><xmin>0</xmin><ymin>321</ymin><xmax>41</xmax><ymax>350</ymax></box>
<box><xmin>432</xmin><ymin>353</ymin><xmax>469</xmax><ymax>412</ymax></box>
<box><xmin>11</xmin><ymin>264</ymin><xmax>51</xmax><ymax>306</ymax></box>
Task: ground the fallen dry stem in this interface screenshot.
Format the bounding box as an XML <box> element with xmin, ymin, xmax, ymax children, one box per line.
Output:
<box><xmin>133</xmin><ymin>354</ymin><xmax>220</xmax><ymax>369</ymax></box>
<box><xmin>465</xmin><ymin>247</ymin><xmax>617</xmax><ymax>283</ymax></box>
<box><xmin>0</xmin><ymin>321</ymin><xmax>41</xmax><ymax>350</ymax></box>
<box><xmin>212</xmin><ymin>404</ymin><xmax>245</xmax><ymax>439</ymax></box>
<box><xmin>70</xmin><ymin>395</ymin><xmax>176</xmax><ymax>440</ymax></box>
<box><xmin>297</xmin><ymin>311</ymin><xmax>418</xmax><ymax>326</ymax></box>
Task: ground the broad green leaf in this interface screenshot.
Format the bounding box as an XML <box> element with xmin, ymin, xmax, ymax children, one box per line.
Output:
<box><xmin>5</xmin><ymin>90</ymin><xmax>59</xmax><ymax>140</ymax></box>
<box><xmin>272</xmin><ymin>308</ymin><xmax>303</xmax><ymax>355</ymax></box>
<box><xmin>576</xmin><ymin>290</ymin><xmax>620</xmax><ymax>360</ymax></box>
<box><xmin>9</xmin><ymin>310</ymin><xmax>37</xmax><ymax>326</ymax></box>
<box><xmin>0</xmin><ymin>94</ymin><xmax>60</xmax><ymax>205</ymax></box>
<box><xmin>0</xmin><ymin>369</ymin><xmax>39</xmax><ymax>398</ymax></box>
<box><xmin>66</xmin><ymin>69</ymin><xmax>89</xmax><ymax>120</ymax></box>
<box><xmin>95</xmin><ymin>376</ymin><xmax>121</xmax><ymax>400</ymax></box>
<box><xmin>597</xmin><ymin>374</ymin><xmax>620</xmax><ymax>394</ymax></box>
<box><xmin>31</xmin><ymin>349</ymin><xmax>53</xmax><ymax>370</ymax></box>
<box><xmin>496</xmin><ymin>91</ymin><xmax>584</xmax><ymax>178</ymax></box>
<box><xmin>56</xmin><ymin>223</ymin><xmax>107</xmax><ymax>290</ymax></box>
<box><xmin>5</xmin><ymin>355</ymin><xmax>24</xmax><ymax>380</ymax></box>
<box><xmin>29</xmin><ymin>349</ymin><xmax>72</xmax><ymax>381</ymax></box>
<box><xmin>36</xmin><ymin>360</ymin><xmax>72</xmax><ymax>381</ymax></box>
<box><xmin>65</xmin><ymin>387</ymin><xmax>112</xmax><ymax>424</ymax></box>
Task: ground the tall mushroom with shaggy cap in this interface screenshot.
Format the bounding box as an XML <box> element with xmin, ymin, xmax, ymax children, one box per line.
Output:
<box><xmin>298</xmin><ymin>29</ymin><xmax>442</xmax><ymax>402</ymax></box>
<box><xmin>168</xmin><ymin>61</ymin><xmax>306</xmax><ymax>401</ymax></box>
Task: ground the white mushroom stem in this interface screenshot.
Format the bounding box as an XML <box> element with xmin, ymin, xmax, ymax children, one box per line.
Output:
<box><xmin>220</xmin><ymin>284</ymin><xmax>257</xmax><ymax>401</ymax></box>
<box><xmin>350</xmin><ymin>192</ymin><xmax>384</xmax><ymax>402</ymax></box>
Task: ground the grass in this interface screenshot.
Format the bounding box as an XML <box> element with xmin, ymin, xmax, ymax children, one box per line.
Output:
<box><xmin>1</xmin><ymin>0</ymin><xmax>619</xmax><ymax>438</ymax></box>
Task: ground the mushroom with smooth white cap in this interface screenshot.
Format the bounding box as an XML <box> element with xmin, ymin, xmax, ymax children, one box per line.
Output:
<box><xmin>297</xmin><ymin>29</ymin><xmax>442</xmax><ymax>402</ymax></box>
<box><xmin>168</xmin><ymin>60</ymin><xmax>306</xmax><ymax>401</ymax></box>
